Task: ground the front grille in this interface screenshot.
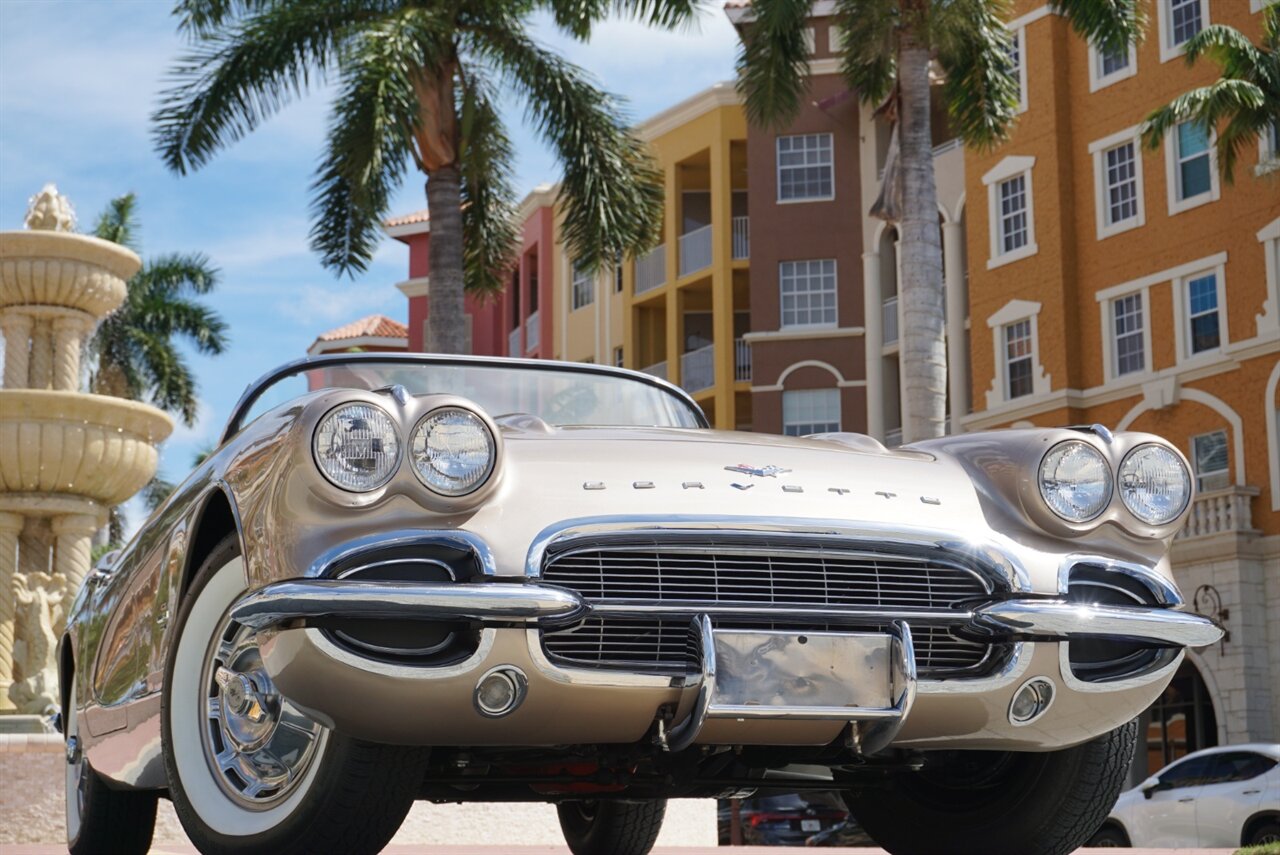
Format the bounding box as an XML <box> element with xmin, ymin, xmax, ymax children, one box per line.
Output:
<box><xmin>539</xmin><ymin>536</ymin><xmax>999</xmax><ymax>677</ymax></box>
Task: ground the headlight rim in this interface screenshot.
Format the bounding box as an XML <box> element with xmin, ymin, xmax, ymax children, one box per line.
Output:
<box><xmin>1037</xmin><ymin>439</ymin><xmax>1115</xmax><ymax>525</ymax></box>
<box><xmin>409</xmin><ymin>405</ymin><xmax>498</xmax><ymax>498</ymax></box>
<box><xmin>311</xmin><ymin>401</ymin><xmax>402</xmax><ymax>493</ymax></box>
<box><xmin>1117</xmin><ymin>442</ymin><xmax>1193</xmax><ymax>526</ymax></box>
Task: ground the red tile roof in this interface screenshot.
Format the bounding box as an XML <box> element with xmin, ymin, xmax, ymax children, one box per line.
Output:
<box><xmin>384</xmin><ymin>209</ymin><xmax>429</xmax><ymax>227</ymax></box>
<box><xmin>316</xmin><ymin>314</ymin><xmax>408</xmax><ymax>342</ymax></box>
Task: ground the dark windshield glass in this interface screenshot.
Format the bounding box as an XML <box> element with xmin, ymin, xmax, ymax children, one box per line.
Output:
<box><xmin>230</xmin><ymin>357</ymin><xmax>704</xmax><ymax>438</ymax></box>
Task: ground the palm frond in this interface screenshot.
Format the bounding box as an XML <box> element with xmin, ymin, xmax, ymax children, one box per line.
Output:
<box><xmin>833</xmin><ymin>0</ymin><xmax>896</xmax><ymax>107</ymax></box>
<box><xmin>172</xmin><ymin>0</ymin><xmax>272</xmax><ymax>36</ymax></box>
<box><xmin>142</xmin><ymin>477</ymin><xmax>176</xmax><ymax>511</ymax></box>
<box><xmin>153</xmin><ymin>0</ymin><xmax>374</xmax><ymax>174</ymax></box>
<box><xmin>732</xmin><ymin>0</ymin><xmax>811</xmax><ymax>127</ymax></box>
<box><xmin>541</xmin><ymin>0</ymin><xmax>701</xmax><ymax>39</ymax></box>
<box><xmin>934</xmin><ymin>0</ymin><xmax>1019</xmax><ymax>149</ymax></box>
<box><xmin>458</xmin><ymin>72</ymin><xmax>520</xmax><ymax>295</ymax></box>
<box><xmin>1053</xmin><ymin>0</ymin><xmax>1145</xmax><ymax>57</ymax></box>
<box><xmin>473</xmin><ymin>26</ymin><xmax>663</xmax><ymax>270</ymax></box>
<box><xmin>91</xmin><ymin>194</ymin><xmax>141</xmax><ymax>251</ymax></box>
<box><xmin>136</xmin><ymin>251</ymin><xmax>221</xmax><ymax>295</ymax></box>
<box><xmin>1143</xmin><ymin>79</ymin><xmax>1269</xmax><ymax>180</ymax></box>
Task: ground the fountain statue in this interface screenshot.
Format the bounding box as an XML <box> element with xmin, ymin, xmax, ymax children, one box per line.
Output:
<box><xmin>0</xmin><ymin>185</ymin><xmax>173</xmax><ymax>714</ymax></box>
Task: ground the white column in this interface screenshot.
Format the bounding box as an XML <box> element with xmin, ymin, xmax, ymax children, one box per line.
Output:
<box><xmin>1</xmin><ymin>311</ymin><xmax>33</xmax><ymax>390</ymax></box>
<box><xmin>0</xmin><ymin>512</ymin><xmax>24</xmax><ymax>711</ymax></box>
<box><xmin>53</xmin><ymin>315</ymin><xmax>89</xmax><ymax>392</ymax></box>
<box><xmin>54</xmin><ymin>513</ymin><xmax>99</xmax><ymax>601</ymax></box>
<box><xmin>29</xmin><ymin>318</ymin><xmax>53</xmax><ymax>390</ymax></box>
<box><xmin>943</xmin><ymin>221</ymin><xmax>969</xmax><ymax>431</ymax></box>
<box><xmin>862</xmin><ymin>251</ymin><xmax>884</xmax><ymax>440</ymax></box>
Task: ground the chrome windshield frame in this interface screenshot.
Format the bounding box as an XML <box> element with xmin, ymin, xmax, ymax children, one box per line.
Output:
<box><xmin>221</xmin><ymin>353</ymin><xmax>709</xmax><ymax>443</ymax></box>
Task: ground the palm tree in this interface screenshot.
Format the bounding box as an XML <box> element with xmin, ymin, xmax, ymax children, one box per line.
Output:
<box><xmin>152</xmin><ymin>0</ymin><xmax>696</xmax><ymax>355</ymax></box>
<box><xmin>736</xmin><ymin>0</ymin><xmax>1141</xmax><ymax>442</ymax></box>
<box><xmin>90</xmin><ymin>193</ymin><xmax>228</xmax><ymax>426</ymax></box>
<box><xmin>1143</xmin><ymin>5</ymin><xmax>1279</xmax><ymax>182</ymax></box>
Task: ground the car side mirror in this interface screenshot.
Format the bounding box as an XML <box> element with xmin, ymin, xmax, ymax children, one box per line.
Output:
<box><xmin>1140</xmin><ymin>776</ymin><xmax>1163</xmax><ymax>799</ymax></box>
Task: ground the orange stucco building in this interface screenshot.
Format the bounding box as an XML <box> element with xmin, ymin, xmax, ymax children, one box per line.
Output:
<box><xmin>960</xmin><ymin>0</ymin><xmax>1280</xmax><ymax>758</ymax></box>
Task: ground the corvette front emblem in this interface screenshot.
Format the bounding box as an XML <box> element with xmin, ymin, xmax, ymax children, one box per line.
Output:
<box><xmin>724</xmin><ymin>463</ymin><xmax>791</xmax><ymax>478</ymax></box>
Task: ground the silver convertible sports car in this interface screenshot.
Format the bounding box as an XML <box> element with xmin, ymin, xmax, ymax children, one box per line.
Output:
<box><xmin>60</xmin><ymin>354</ymin><xmax>1222</xmax><ymax>855</ymax></box>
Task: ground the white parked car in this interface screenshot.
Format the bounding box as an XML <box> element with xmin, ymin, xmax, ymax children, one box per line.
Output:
<box><xmin>1089</xmin><ymin>743</ymin><xmax>1280</xmax><ymax>848</ymax></box>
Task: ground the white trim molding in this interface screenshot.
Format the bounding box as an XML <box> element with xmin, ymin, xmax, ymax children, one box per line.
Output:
<box><xmin>752</xmin><ymin>359</ymin><xmax>863</xmax><ymax>393</ymax></box>
<box><xmin>637</xmin><ymin>81</ymin><xmax>740</xmax><ymax>141</ymax></box>
<box><xmin>1266</xmin><ymin>359</ymin><xmax>1280</xmax><ymax>511</ymax></box>
<box><xmin>985</xmin><ymin>299</ymin><xmax>1051</xmax><ymax>409</ymax></box>
<box><xmin>1006</xmin><ymin>24</ymin><xmax>1029</xmax><ymax>114</ymax></box>
<box><xmin>1157</xmin><ymin>0</ymin><xmax>1211</xmax><ymax>64</ymax></box>
<box><xmin>1089</xmin><ymin>125</ymin><xmax>1147</xmax><ymax>241</ymax></box>
<box><xmin>742</xmin><ymin>326</ymin><xmax>864</xmax><ymax>344</ymax></box>
<box><xmin>1088</xmin><ymin>38</ymin><xmax>1138</xmax><ymax>92</ymax></box>
<box><xmin>1098</xmin><ymin>286</ymin><xmax>1153</xmax><ymax>383</ymax></box>
<box><xmin>1258</xmin><ymin>217</ymin><xmax>1280</xmax><ymax>337</ymax></box>
<box><xmin>983</xmin><ymin>155</ymin><xmax>1039</xmax><ymax>269</ymax></box>
<box><xmin>1117</xmin><ymin>387</ymin><xmax>1246</xmax><ymax>487</ymax></box>
<box><xmin>1164</xmin><ymin>121</ymin><xmax>1221</xmax><ymax>216</ymax></box>
<box><xmin>395</xmin><ymin>276</ymin><xmax>429</xmax><ymax>298</ymax></box>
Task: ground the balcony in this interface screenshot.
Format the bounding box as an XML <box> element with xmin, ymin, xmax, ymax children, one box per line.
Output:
<box><xmin>636</xmin><ymin>244</ymin><xmax>666</xmax><ymax>294</ymax></box>
<box><xmin>1176</xmin><ymin>486</ymin><xmax>1261</xmax><ymax>541</ymax></box>
<box><xmin>507</xmin><ymin>326</ymin><xmax>521</xmax><ymax>357</ymax></box>
<box><xmin>734</xmin><ymin>338</ymin><xmax>751</xmax><ymax>382</ymax></box>
<box><xmin>680</xmin><ymin>344</ymin><xmax>715</xmax><ymax>393</ymax></box>
<box><xmin>882</xmin><ymin>296</ymin><xmax>899</xmax><ymax>346</ymax></box>
<box><xmin>524</xmin><ymin>310</ymin><xmax>540</xmax><ymax>352</ymax></box>
<box><xmin>678</xmin><ymin>224</ymin><xmax>712</xmax><ymax>278</ymax></box>
<box><xmin>640</xmin><ymin>361</ymin><xmax>668</xmax><ymax>381</ymax></box>
<box><xmin>732</xmin><ymin>216</ymin><xmax>750</xmax><ymax>260</ymax></box>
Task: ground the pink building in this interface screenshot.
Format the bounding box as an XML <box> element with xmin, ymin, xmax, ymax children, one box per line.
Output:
<box><xmin>385</xmin><ymin>185</ymin><xmax>557</xmax><ymax>357</ymax></box>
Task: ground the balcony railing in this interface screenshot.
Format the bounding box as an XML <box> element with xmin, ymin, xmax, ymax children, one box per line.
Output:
<box><xmin>507</xmin><ymin>327</ymin><xmax>521</xmax><ymax>357</ymax></box>
<box><xmin>734</xmin><ymin>338</ymin><xmax>751</xmax><ymax>382</ymax></box>
<box><xmin>524</xmin><ymin>311</ymin><xmax>540</xmax><ymax>352</ymax></box>
<box><xmin>732</xmin><ymin>216</ymin><xmax>750</xmax><ymax>260</ymax></box>
<box><xmin>882</xmin><ymin>296</ymin><xmax>899</xmax><ymax>346</ymax></box>
<box><xmin>636</xmin><ymin>244</ymin><xmax>666</xmax><ymax>294</ymax></box>
<box><xmin>1176</xmin><ymin>486</ymin><xmax>1260</xmax><ymax>541</ymax></box>
<box><xmin>678</xmin><ymin>224</ymin><xmax>712</xmax><ymax>278</ymax></box>
<box><xmin>640</xmin><ymin>361</ymin><xmax>667</xmax><ymax>381</ymax></box>
<box><xmin>680</xmin><ymin>344</ymin><xmax>715</xmax><ymax>393</ymax></box>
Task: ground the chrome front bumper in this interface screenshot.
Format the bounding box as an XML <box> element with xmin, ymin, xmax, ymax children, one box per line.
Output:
<box><xmin>231</xmin><ymin>578</ymin><xmax>1224</xmax><ymax>650</ymax></box>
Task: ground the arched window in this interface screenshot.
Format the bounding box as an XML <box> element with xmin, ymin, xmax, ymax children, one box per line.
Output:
<box><xmin>1140</xmin><ymin>660</ymin><xmax>1218</xmax><ymax>775</ymax></box>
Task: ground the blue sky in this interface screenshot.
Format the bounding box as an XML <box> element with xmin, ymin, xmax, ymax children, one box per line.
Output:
<box><xmin>0</xmin><ymin>0</ymin><xmax>740</xmax><ymax>523</ymax></box>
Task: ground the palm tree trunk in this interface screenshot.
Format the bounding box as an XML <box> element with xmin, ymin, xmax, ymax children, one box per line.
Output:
<box><xmin>425</xmin><ymin>166</ymin><xmax>467</xmax><ymax>354</ymax></box>
<box><xmin>896</xmin><ymin>11</ymin><xmax>948</xmax><ymax>443</ymax></box>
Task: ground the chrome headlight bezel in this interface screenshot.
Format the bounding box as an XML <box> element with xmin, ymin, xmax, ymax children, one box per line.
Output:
<box><xmin>409</xmin><ymin>406</ymin><xmax>498</xmax><ymax>497</ymax></box>
<box><xmin>311</xmin><ymin>402</ymin><xmax>402</xmax><ymax>492</ymax></box>
<box><xmin>1118</xmin><ymin>443</ymin><xmax>1193</xmax><ymax>526</ymax></box>
<box><xmin>1038</xmin><ymin>439</ymin><xmax>1114</xmax><ymax>524</ymax></box>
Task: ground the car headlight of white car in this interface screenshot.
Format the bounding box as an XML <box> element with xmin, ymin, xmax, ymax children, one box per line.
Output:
<box><xmin>410</xmin><ymin>407</ymin><xmax>497</xmax><ymax>496</ymax></box>
<box><xmin>1038</xmin><ymin>440</ymin><xmax>1113</xmax><ymax>523</ymax></box>
<box><xmin>1119</xmin><ymin>444</ymin><xmax>1192</xmax><ymax>525</ymax></box>
<box><xmin>313</xmin><ymin>403</ymin><xmax>401</xmax><ymax>491</ymax></box>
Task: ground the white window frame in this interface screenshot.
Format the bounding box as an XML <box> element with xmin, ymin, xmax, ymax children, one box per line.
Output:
<box><xmin>1006</xmin><ymin>26</ymin><xmax>1028</xmax><ymax>114</ymax></box>
<box><xmin>776</xmin><ymin>133</ymin><xmax>835</xmax><ymax>203</ymax></box>
<box><xmin>1088</xmin><ymin>38</ymin><xmax>1138</xmax><ymax>91</ymax></box>
<box><xmin>1258</xmin><ymin>216</ymin><xmax>1280</xmax><ymax>338</ymax></box>
<box><xmin>779</xmin><ymin>259</ymin><xmax>838</xmax><ymax>329</ymax></box>
<box><xmin>613</xmin><ymin>346</ymin><xmax>624</xmax><ymax>368</ymax></box>
<box><xmin>828</xmin><ymin>26</ymin><xmax>844</xmax><ymax>54</ymax></box>
<box><xmin>571</xmin><ymin>261</ymin><xmax>595</xmax><ymax>311</ymax></box>
<box><xmin>983</xmin><ymin>155</ymin><xmax>1038</xmax><ymax>269</ymax></box>
<box><xmin>984</xmin><ymin>299</ymin><xmax>1051</xmax><ymax>408</ymax></box>
<box><xmin>1090</xmin><ymin>125</ymin><xmax>1147</xmax><ymax>240</ymax></box>
<box><xmin>1257</xmin><ymin>120</ymin><xmax>1280</xmax><ymax>176</ymax></box>
<box><xmin>782</xmin><ymin>388</ymin><xmax>841</xmax><ymax>436</ymax></box>
<box><xmin>1171</xmin><ymin>263</ymin><xmax>1229</xmax><ymax>363</ymax></box>
<box><xmin>1164</xmin><ymin>121</ymin><xmax>1220</xmax><ymax>215</ymax></box>
<box><xmin>1190</xmin><ymin>429</ymin><xmax>1230</xmax><ymax>492</ymax></box>
<box><xmin>1098</xmin><ymin>285</ymin><xmax>1153</xmax><ymax>382</ymax></box>
<box><xmin>1158</xmin><ymin>0</ymin><xmax>1210</xmax><ymax>63</ymax></box>
<box><xmin>802</xmin><ymin>27</ymin><xmax>816</xmax><ymax>55</ymax></box>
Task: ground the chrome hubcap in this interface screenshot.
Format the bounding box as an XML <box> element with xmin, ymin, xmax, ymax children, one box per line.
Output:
<box><xmin>200</xmin><ymin>616</ymin><xmax>323</xmax><ymax>807</ymax></box>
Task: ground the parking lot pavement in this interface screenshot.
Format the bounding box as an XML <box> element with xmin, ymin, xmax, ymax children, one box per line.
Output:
<box><xmin>0</xmin><ymin>847</ymin><xmax>1246</xmax><ymax>854</ymax></box>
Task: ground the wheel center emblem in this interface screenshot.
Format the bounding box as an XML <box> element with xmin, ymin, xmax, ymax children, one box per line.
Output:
<box><xmin>724</xmin><ymin>463</ymin><xmax>790</xmax><ymax>478</ymax></box>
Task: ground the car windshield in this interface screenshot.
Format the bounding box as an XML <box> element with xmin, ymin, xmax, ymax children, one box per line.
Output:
<box><xmin>227</xmin><ymin>356</ymin><xmax>705</xmax><ymax>439</ymax></box>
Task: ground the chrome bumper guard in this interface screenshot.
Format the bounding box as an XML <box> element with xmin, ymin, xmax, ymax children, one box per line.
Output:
<box><xmin>662</xmin><ymin>616</ymin><xmax>917</xmax><ymax>754</ymax></box>
<box><xmin>230</xmin><ymin>581</ymin><xmax>1223</xmax><ymax>650</ymax></box>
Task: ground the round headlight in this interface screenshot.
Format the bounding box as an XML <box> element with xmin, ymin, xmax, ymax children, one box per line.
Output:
<box><xmin>313</xmin><ymin>403</ymin><xmax>400</xmax><ymax>491</ymax></box>
<box><xmin>1039</xmin><ymin>440</ymin><xmax>1113</xmax><ymax>523</ymax></box>
<box><xmin>1119</xmin><ymin>444</ymin><xmax>1191</xmax><ymax>525</ymax></box>
<box><xmin>410</xmin><ymin>408</ymin><xmax>496</xmax><ymax>496</ymax></box>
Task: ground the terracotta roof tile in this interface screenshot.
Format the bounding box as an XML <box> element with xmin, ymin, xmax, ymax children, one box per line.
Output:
<box><xmin>316</xmin><ymin>314</ymin><xmax>408</xmax><ymax>342</ymax></box>
<box><xmin>384</xmin><ymin>209</ymin><xmax>429</xmax><ymax>227</ymax></box>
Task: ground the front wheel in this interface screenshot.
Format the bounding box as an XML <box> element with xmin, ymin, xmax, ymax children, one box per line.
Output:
<box><xmin>843</xmin><ymin>719</ymin><xmax>1138</xmax><ymax>855</ymax></box>
<box><xmin>557</xmin><ymin>799</ymin><xmax>667</xmax><ymax>855</ymax></box>
<box><xmin>162</xmin><ymin>534</ymin><xmax>425</xmax><ymax>855</ymax></box>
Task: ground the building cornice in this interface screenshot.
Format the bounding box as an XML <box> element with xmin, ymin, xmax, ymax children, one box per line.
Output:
<box><xmin>742</xmin><ymin>325</ymin><xmax>864</xmax><ymax>344</ymax></box>
<box><xmin>396</xmin><ymin>276</ymin><xmax>429</xmax><ymax>298</ymax></box>
<box><xmin>307</xmin><ymin>336</ymin><xmax>407</xmax><ymax>356</ymax></box>
<box><xmin>637</xmin><ymin>81</ymin><xmax>742</xmax><ymax>141</ymax></box>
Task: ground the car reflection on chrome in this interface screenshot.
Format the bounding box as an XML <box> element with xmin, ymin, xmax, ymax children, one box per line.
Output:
<box><xmin>59</xmin><ymin>353</ymin><xmax>1222</xmax><ymax>855</ymax></box>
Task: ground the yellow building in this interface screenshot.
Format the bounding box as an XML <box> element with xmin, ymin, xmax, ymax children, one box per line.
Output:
<box><xmin>617</xmin><ymin>83</ymin><xmax>752</xmax><ymax>431</ymax></box>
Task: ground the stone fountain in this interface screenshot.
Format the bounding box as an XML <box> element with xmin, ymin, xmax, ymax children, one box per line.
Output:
<box><xmin>0</xmin><ymin>186</ymin><xmax>173</xmax><ymax>715</ymax></box>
